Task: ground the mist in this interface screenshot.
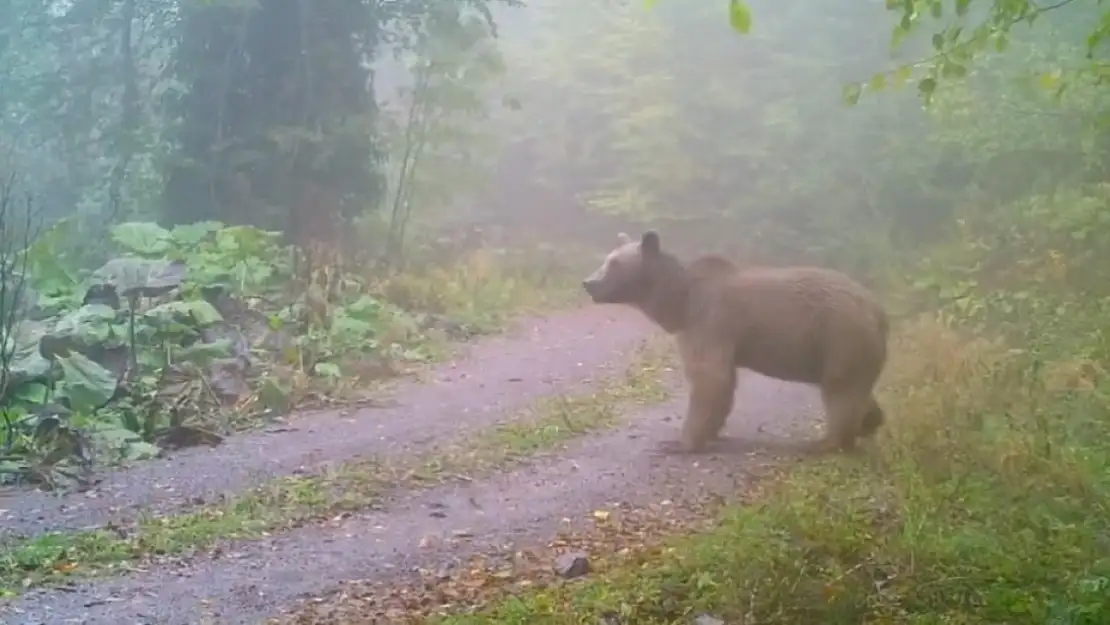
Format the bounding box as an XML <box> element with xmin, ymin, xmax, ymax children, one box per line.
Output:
<box><xmin>1</xmin><ymin>0</ymin><xmax>1109</xmax><ymax>623</ymax></box>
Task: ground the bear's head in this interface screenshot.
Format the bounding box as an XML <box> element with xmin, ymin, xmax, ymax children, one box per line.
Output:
<box><xmin>582</xmin><ymin>230</ymin><xmax>666</xmax><ymax>305</ymax></box>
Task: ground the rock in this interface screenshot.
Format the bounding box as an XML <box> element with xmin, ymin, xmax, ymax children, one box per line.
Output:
<box><xmin>553</xmin><ymin>551</ymin><xmax>590</xmax><ymax>579</ymax></box>
<box><xmin>693</xmin><ymin>615</ymin><xmax>726</xmax><ymax>625</ymax></box>
<box><xmin>597</xmin><ymin>611</ymin><xmax>622</xmax><ymax>625</ymax></box>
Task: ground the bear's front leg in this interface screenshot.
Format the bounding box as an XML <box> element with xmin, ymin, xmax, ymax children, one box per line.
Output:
<box><xmin>655</xmin><ymin>342</ymin><xmax>736</xmax><ymax>455</ymax></box>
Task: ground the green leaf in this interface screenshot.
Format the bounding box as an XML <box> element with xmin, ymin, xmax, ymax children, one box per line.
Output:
<box><xmin>87</xmin><ymin>421</ymin><xmax>161</xmax><ymax>461</ymax></box>
<box><xmin>941</xmin><ymin>62</ymin><xmax>967</xmax><ymax>78</ymax></box>
<box><xmin>918</xmin><ymin>77</ymin><xmax>937</xmax><ymax>95</ymax></box>
<box><xmin>5</xmin><ymin>321</ymin><xmax>52</xmax><ymax>386</ymax></box>
<box><xmin>145</xmin><ymin>299</ymin><xmax>224</xmax><ymax>328</ymax></box>
<box><xmin>170</xmin><ymin>221</ymin><xmax>224</xmax><ymax>248</ymax></box>
<box><xmin>1038</xmin><ymin>69</ymin><xmax>1062</xmax><ymax>90</ymax></box>
<box><xmin>12</xmin><ymin>383</ymin><xmax>50</xmax><ymax>404</ymax></box>
<box><xmin>642</xmin><ymin>0</ymin><xmax>661</xmax><ymax>9</ymax></box>
<box><xmin>842</xmin><ymin>83</ymin><xmax>863</xmax><ymax>105</ymax></box>
<box><xmin>314</xmin><ymin>362</ymin><xmax>343</xmax><ymax>378</ymax></box>
<box><xmin>868</xmin><ymin>72</ymin><xmax>887</xmax><ymax>92</ymax></box>
<box><xmin>92</xmin><ymin>257</ymin><xmax>187</xmax><ymax>299</ymax></box>
<box><xmin>891</xmin><ymin>25</ymin><xmax>909</xmax><ymax>48</ymax></box>
<box><xmin>258</xmin><ymin>376</ymin><xmax>292</xmax><ymax>413</ymax></box>
<box><xmin>1087</xmin><ymin>31</ymin><xmax>1103</xmax><ymax>55</ymax></box>
<box><xmin>891</xmin><ymin>64</ymin><xmax>914</xmax><ymax>88</ymax></box>
<box><xmin>55</xmin><ymin>352</ymin><xmax>118</xmax><ymax>413</ymax></box>
<box><xmin>188</xmin><ymin>300</ymin><xmax>224</xmax><ymax>326</ymax></box>
<box><xmin>41</xmin><ymin>304</ymin><xmax>122</xmax><ymax>360</ymax></box>
<box><xmin>172</xmin><ymin>339</ymin><xmax>233</xmax><ymax>367</ymax></box>
<box><xmin>956</xmin><ymin>0</ymin><xmax>970</xmax><ymax>16</ymax></box>
<box><xmin>215</xmin><ymin>225</ymin><xmax>283</xmax><ymax>257</ymax></box>
<box><xmin>932</xmin><ymin>33</ymin><xmax>944</xmax><ymax>51</ymax></box>
<box><xmin>344</xmin><ymin>294</ymin><xmax>386</xmax><ymax>321</ymax></box>
<box><xmin>728</xmin><ymin>0</ymin><xmax>752</xmax><ymax>35</ymax></box>
<box><xmin>111</xmin><ymin>222</ymin><xmax>173</xmax><ymax>256</ymax></box>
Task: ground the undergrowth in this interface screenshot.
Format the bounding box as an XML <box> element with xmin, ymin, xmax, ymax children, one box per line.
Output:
<box><xmin>433</xmin><ymin>187</ymin><xmax>1110</xmax><ymax>625</ymax></box>
<box><xmin>0</xmin><ymin>339</ymin><xmax>668</xmax><ymax>596</ymax></box>
<box><xmin>0</xmin><ymin>217</ymin><xmax>578</xmax><ymax>489</ymax></box>
<box><xmin>435</xmin><ymin>317</ymin><xmax>1110</xmax><ymax>625</ymax></box>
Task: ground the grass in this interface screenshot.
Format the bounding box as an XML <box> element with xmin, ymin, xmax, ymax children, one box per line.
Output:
<box><xmin>429</xmin><ymin>315</ymin><xmax>1110</xmax><ymax>625</ymax></box>
<box><xmin>0</xmin><ymin>338</ymin><xmax>672</xmax><ymax>597</ymax></box>
<box><xmin>253</xmin><ymin>245</ymin><xmax>585</xmax><ymax>416</ymax></box>
<box><xmin>377</xmin><ymin>246</ymin><xmax>584</xmax><ymax>332</ymax></box>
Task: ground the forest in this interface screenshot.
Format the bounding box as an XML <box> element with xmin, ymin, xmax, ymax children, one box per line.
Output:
<box><xmin>1</xmin><ymin>0</ymin><xmax>1109</xmax><ymax>622</ymax></box>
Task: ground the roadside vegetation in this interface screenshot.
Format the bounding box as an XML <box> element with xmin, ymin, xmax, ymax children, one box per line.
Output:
<box><xmin>427</xmin><ymin>2</ymin><xmax>1110</xmax><ymax>624</ymax></box>
<box><xmin>0</xmin><ymin>201</ymin><xmax>581</xmax><ymax>490</ymax></box>
<box><xmin>0</xmin><ymin>339</ymin><xmax>670</xmax><ymax>595</ymax></box>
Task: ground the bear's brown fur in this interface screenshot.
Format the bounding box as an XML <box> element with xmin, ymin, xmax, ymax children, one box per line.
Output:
<box><xmin>582</xmin><ymin>230</ymin><xmax>889</xmax><ymax>454</ymax></box>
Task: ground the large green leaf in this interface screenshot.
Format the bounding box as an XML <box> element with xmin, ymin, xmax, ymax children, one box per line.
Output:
<box><xmin>169</xmin><ymin>221</ymin><xmax>224</xmax><ymax>250</ymax></box>
<box><xmin>24</xmin><ymin>217</ymin><xmax>81</xmax><ymax>297</ymax></box>
<box><xmin>111</xmin><ymin>222</ymin><xmax>173</xmax><ymax>256</ymax></box>
<box><xmin>4</xmin><ymin>321</ymin><xmax>52</xmax><ymax>387</ymax></box>
<box><xmin>55</xmin><ymin>352</ymin><xmax>118</xmax><ymax>413</ymax></box>
<box><xmin>40</xmin><ymin>303</ymin><xmax>122</xmax><ymax>360</ymax></box>
<box><xmin>728</xmin><ymin>0</ymin><xmax>752</xmax><ymax>34</ymax></box>
<box><xmin>87</xmin><ymin>421</ymin><xmax>162</xmax><ymax>462</ymax></box>
<box><xmin>91</xmin><ymin>257</ymin><xmax>187</xmax><ymax>299</ymax></box>
<box><xmin>171</xmin><ymin>338</ymin><xmax>233</xmax><ymax>367</ymax></box>
<box><xmin>144</xmin><ymin>299</ymin><xmax>224</xmax><ymax>328</ymax></box>
<box><xmin>343</xmin><ymin>294</ymin><xmax>386</xmax><ymax>321</ymax></box>
<box><xmin>10</xmin><ymin>382</ymin><xmax>49</xmax><ymax>404</ymax></box>
<box><xmin>215</xmin><ymin>225</ymin><xmax>284</xmax><ymax>257</ymax></box>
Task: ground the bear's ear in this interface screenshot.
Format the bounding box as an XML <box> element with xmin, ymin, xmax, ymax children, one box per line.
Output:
<box><xmin>617</xmin><ymin>232</ymin><xmax>632</xmax><ymax>245</ymax></box>
<box><xmin>641</xmin><ymin>230</ymin><xmax>661</xmax><ymax>257</ymax></box>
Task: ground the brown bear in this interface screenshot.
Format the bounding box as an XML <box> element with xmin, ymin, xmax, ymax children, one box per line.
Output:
<box><xmin>582</xmin><ymin>230</ymin><xmax>889</xmax><ymax>455</ymax></box>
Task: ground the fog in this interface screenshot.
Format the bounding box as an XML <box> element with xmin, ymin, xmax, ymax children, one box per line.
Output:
<box><xmin>0</xmin><ymin>0</ymin><xmax>1101</xmax><ymax>276</ymax></box>
<box><xmin>2</xmin><ymin>2</ymin><xmax>1110</xmax><ymax>622</ymax></box>
<box><xmin>353</xmin><ymin>0</ymin><xmax>1102</xmax><ymax>284</ymax></box>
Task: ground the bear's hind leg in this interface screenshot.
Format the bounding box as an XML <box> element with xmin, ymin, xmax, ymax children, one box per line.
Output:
<box><xmin>807</xmin><ymin>385</ymin><xmax>873</xmax><ymax>454</ymax></box>
<box><xmin>701</xmin><ymin>364</ymin><xmax>737</xmax><ymax>442</ymax></box>
<box><xmin>858</xmin><ymin>395</ymin><xmax>885</xmax><ymax>439</ymax></box>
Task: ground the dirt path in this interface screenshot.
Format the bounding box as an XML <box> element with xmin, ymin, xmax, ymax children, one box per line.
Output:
<box><xmin>0</xmin><ymin>305</ymin><xmax>823</xmax><ymax>625</ymax></box>
<box><xmin>1</xmin><ymin>307</ymin><xmax>652</xmax><ymax>537</ymax></box>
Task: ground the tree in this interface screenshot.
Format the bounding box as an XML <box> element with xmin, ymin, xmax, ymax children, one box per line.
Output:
<box><xmin>162</xmin><ymin>0</ymin><xmax>383</xmax><ymax>240</ymax></box>
<box><xmin>376</xmin><ymin>1</ymin><xmax>509</xmax><ymax>265</ymax></box>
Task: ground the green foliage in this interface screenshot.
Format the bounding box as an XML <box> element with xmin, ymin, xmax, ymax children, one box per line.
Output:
<box><xmin>727</xmin><ymin>0</ymin><xmax>752</xmax><ymax>34</ymax></box>
<box><xmin>499</xmin><ymin>0</ymin><xmax>958</xmax><ymax>267</ymax></box>
<box><xmin>846</xmin><ymin>0</ymin><xmax>1103</xmax><ymax>106</ymax></box>
<box><xmin>0</xmin><ymin>219</ymin><xmax>475</xmax><ymax>489</ymax></box>
<box><xmin>371</xmin><ymin>2</ymin><xmax>509</xmax><ymax>263</ymax></box>
<box><xmin>907</xmin><ymin>183</ymin><xmax>1110</xmax><ymax>359</ymax></box>
<box><xmin>434</xmin><ymin>181</ymin><xmax>1110</xmax><ymax>624</ymax></box>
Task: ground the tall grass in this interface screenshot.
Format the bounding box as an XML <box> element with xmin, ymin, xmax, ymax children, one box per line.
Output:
<box><xmin>434</xmin><ymin>316</ymin><xmax>1110</xmax><ymax>625</ymax></box>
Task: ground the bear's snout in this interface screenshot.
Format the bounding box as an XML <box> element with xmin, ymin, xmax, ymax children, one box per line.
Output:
<box><xmin>582</xmin><ymin>279</ymin><xmax>599</xmax><ymax>298</ymax></box>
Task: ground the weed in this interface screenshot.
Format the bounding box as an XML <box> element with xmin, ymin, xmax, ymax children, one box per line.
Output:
<box><xmin>431</xmin><ymin>318</ymin><xmax>1110</xmax><ymax>625</ymax></box>
<box><xmin>377</xmin><ymin>246</ymin><xmax>581</xmax><ymax>333</ymax></box>
<box><xmin>1</xmin><ymin>219</ymin><xmax>579</xmax><ymax>487</ymax></box>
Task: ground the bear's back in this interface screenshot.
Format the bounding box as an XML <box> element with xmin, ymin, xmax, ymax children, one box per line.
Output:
<box><xmin>688</xmin><ymin>264</ymin><xmax>886</xmax><ymax>384</ymax></box>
